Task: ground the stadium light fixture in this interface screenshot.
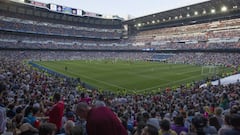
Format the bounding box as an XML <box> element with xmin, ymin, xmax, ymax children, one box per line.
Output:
<box><xmin>157</xmin><ymin>20</ymin><xmax>160</xmax><ymax>23</ymax></box>
<box><xmin>138</xmin><ymin>23</ymin><xmax>142</xmax><ymax>27</ymax></box>
<box><xmin>168</xmin><ymin>17</ymin><xmax>171</xmax><ymax>20</ymax></box>
<box><xmin>233</xmin><ymin>6</ymin><xmax>238</xmax><ymax>9</ymax></box>
<box><xmin>163</xmin><ymin>19</ymin><xmax>166</xmax><ymax>22</ymax></box>
<box><xmin>194</xmin><ymin>11</ymin><xmax>198</xmax><ymax>15</ymax></box>
<box><xmin>203</xmin><ymin>10</ymin><xmax>206</xmax><ymax>14</ymax></box>
<box><xmin>152</xmin><ymin>20</ymin><xmax>155</xmax><ymax>24</ymax></box>
<box><xmin>175</xmin><ymin>16</ymin><xmax>178</xmax><ymax>20</ymax></box>
<box><xmin>179</xmin><ymin>15</ymin><xmax>183</xmax><ymax>19</ymax></box>
<box><xmin>221</xmin><ymin>6</ymin><xmax>227</xmax><ymax>12</ymax></box>
<box><xmin>186</xmin><ymin>13</ymin><xmax>190</xmax><ymax>17</ymax></box>
<box><xmin>211</xmin><ymin>9</ymin><xmax>216</xmax><ymax>14</ymax></box>
<box><xmin>147</xmin><ymin>22</ymin><xmax>150</xmax><ymax>24</ymax></box>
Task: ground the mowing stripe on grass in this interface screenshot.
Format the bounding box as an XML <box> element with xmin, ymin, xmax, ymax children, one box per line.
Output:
<box><xmin>34</xmin><ymin>60</ymin><xmax>233</xmax><ymax>93</ymax></box>
<box><xmin>138</xmin><ymin>74</ymin><xmax>204</xmax><ymax>92</ymax></box>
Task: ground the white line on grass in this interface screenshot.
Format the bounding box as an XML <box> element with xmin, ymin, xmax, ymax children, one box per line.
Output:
<box><xmin>66</xmin><ymin>70</ymin><xmax>129</xmax><ymax>90</ymax></box>
<box><xmin>175</xmin><ymin>68</ymin><xmax>201</xmax><ymax>75</ymax></box>
<box><xmin>137</xmin><ymin>74</ymin><xmax>202</xmax><ymax>92</ymax></box>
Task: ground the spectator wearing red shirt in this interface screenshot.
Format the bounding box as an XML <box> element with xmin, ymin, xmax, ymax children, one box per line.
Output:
<box><xmin>75</xmin><ymin>102</ymin><xmax>127</xmax><ymax>135</ymax></box>
<box><xmin>48</xmin><ymin>93</ymin><xmax>64</xmax><ymax>133</ymax></box>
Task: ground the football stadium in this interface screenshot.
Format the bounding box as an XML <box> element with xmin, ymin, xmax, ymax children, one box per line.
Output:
<box><xmin>0</xmin><ymin>0</ymin><xmax>240</xmax><ymax>135</ymax></box>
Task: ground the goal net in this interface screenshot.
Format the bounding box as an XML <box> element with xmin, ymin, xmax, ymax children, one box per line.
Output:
<box><xmin>201</xmin><ymin>65</ymin><xmax>218</xmax><ymax>75</ymax></box>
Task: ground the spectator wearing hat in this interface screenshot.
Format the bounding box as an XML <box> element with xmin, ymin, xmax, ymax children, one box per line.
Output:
<box><xmin>141</xmin><ymin>124</ymin><xmax>159</xmax><ymax>135</ymax></box>
<box><xmin>146</xmin><ymin>118</ymin><xmax>160</xmax><ymax>130</ymax></box>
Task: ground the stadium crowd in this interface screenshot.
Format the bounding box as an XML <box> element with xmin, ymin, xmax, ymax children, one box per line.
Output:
<box><xmin>0</xmin><ymin>32</ymin><xmax>239</xmax><ymax>51</ymax></box>
<box><xmin>0</xmin><ymin>50</ymin><xmax>240</xmax><ymax>135</ymax></box>
<box><xmin>125</xmin><ymin>18</ymin><xmax>240</xmax><ymax>50</ymax></box>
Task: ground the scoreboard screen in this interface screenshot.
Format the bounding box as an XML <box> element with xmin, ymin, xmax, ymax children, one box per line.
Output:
<box><xmin>62</xmin><ymin>6</ymin><xmax>72</xmax><ymax>14</ymax></box>
<box><xmin>48</xmin><ymin>3</ymin><xmax>82</xmax><ymax>16</ymax></box>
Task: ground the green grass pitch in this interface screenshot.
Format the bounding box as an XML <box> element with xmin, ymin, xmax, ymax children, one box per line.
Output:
<box><xmin>34</xmin><ymin>60</ymin><xmax>232</xmax><ymax>94</ymax></box>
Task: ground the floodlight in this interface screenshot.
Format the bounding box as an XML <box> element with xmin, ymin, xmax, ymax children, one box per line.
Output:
<box><xmin>233</xmin><ymin>6</ymin><xmax>238</xmax><ymax>9</ymax></box>
<box><xmin>221</xmin><ymin>6</ymin><xmax>227</xmax><ymax>12</ymax></box>
<box><xmin>187</xmin><ymin>13</ymin><xmax>190</xmax><ymax>17</ymax></box>
<box><xmin>138</xmin><ymin>23</ymin><xmax>141</xmax><ymax>27</ymax></box>
<box><xmin>211</xmin><ymin>9</ymin><xmax>216</xmax><ymax>14</ymax></box>
<box><xmin>203</xmin><ymin>10</ymin><xmax>206</xmax><ymax>14</ymax></box>
<box><xmin>152</xmin><ymin>20</ymin><xmax>155</xmax><ymax>24</ymax></box>
<box><xmin>194</xmin><ymin>11</ymin><xmax>198</xmax><ymax>15</ymax></box>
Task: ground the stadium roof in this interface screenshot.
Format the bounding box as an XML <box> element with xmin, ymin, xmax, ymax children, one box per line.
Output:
<box><xmin>0</xmin><ymin>0</ymin><xmax>122</xmax><ymax>28</ymax></box>
<box><xmin>124</xmin><ymin>0</ymin><xmax>240</xmax><ymax>31</ymax></box>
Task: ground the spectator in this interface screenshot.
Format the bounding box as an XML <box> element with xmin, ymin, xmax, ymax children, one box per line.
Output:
<box><xmin>171</xmin><ymin>114</ymin><xmax>188</xmax><ymax>135</ymax></box>
<box><xmin>159</xmin><ymin>119</ymin><xmax>177</xmax><ymax>135</ymax></box>
<box><xmin>70</xmin><ymin>125</ymin><xmax>83</xmax><ymax>135</ymax></box>
<box><xmin>133</xmin><ymin>121</ymin><xmax>145</xmax><ymax>135</ymax></box>
<box><xmin>141</xmin><ymin>124</ymin><xmax>159</xmax><ymax>135</ymax></box>
<box><xmin>218</xmin><ymin>112</ymin><xmax>232</xmax><ymax>135</ymax></box>
<box><xmin>209</xmin><ymin>116</ymin><xmax>221</xmax><ymax>131</ymax></box>
<box><xmin>18</xmin><ymin>123</ymin><xmax>38</xmax><ymax>135</ymax></box>
<box><xmin>48</xmin><ymin>93</ymin><xmax>64</xmax><ymax>133</ymax></box>
<box><xmin>94</xmin><ymin>94</ymin><xmax>106</xmax><ymax>107</ymax></box>
<box><xmin>75</xmin><ymin>102</ymin><xmax>128</xmax><ymax>135</ymax></box>
<box><xmin>223</xmin><ymin>113</ymin><xmax>240</xmax><ymax>135</ymax></box>
<box><xmin>63</xmin><ymin>120</ymin><xmax>75</xmax><ymax>135</ymax></box>
<box><xmin>220</xmin><ymin>93</ymin><xmax>229</xmax><ymax>110</ymax></box>
<box><xmin>39</xmin><ymin>123</ymin><xmax>56</xmax><ymax>135</ymax></box>
<box><xmin>214</xmin><ymin>107</ymin><xmax>224</xmax><ymax>127</ymax></box>
<box><xmin>191</xmin><ymin>115</ymin><xmax>217</xmax><ymax>135</ymax></box>
<box><xmin>0</xmin><ymin>82</ymin><xmax>7</xmax><ymax>134</ymax></box>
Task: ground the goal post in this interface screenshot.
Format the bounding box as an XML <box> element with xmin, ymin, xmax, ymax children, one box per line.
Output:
<box><xmin>201</xmin><ymin>65</ymin><xmax>218</xmax><ymax>75</ymax></box>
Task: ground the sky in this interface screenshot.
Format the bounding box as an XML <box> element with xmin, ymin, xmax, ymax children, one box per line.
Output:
<box><xmin>37</xmin><ymin>0</ymin><xmax>209</xmax><ymax>18</ymax></box>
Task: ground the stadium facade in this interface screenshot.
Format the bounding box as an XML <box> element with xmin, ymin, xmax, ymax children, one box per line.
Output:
<box><xmin>0</xmin><ymin>0</ymin><xmax>239</xmax><ymax>53</ymax></box>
